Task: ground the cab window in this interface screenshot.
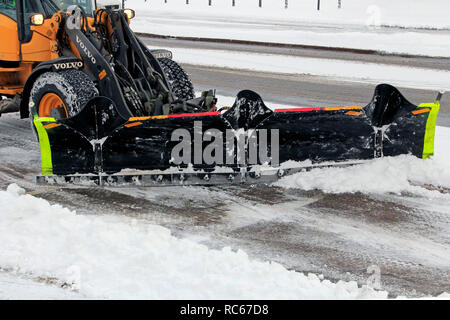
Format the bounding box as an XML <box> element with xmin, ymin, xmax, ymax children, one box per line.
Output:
<box><xmin>54</xmin><ymin>0</ymin><xmax>92</xmax><ymax>14</ymax></box>
<box><xmin>41</xmin><ymin>0</ymin><xmax>60</xmax><ymax>17</ymax></box>
<box><xmin>23</xmin><ymin>0</ymin><xmax>45</xmax><ymax>40</ymax></box>
<box><xmin>0</xmin><ymin>0</ymin><xmax>17</xmax><ymax>21</ymax></box>
<box><xmin>22</xmin><ymin>0</ymin><xmax>57</xmax><ymax>41</ymax></box>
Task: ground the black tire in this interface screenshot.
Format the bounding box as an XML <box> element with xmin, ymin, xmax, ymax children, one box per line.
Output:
<box><xmin>30</xmin><ymin>69</ymin><xmax>98</xmax><ymax>119</ymax></box>
<box><xmin>158</xmin><ymin>58</ymin><xmax>195</xmax><ymax>101</ymax></box>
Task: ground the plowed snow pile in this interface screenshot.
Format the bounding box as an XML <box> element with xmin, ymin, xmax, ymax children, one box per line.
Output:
<box><xmin>276</xmin><ymin>126</ymin><xmax>450</xmax><ymax>196</ymax></box>
<box><xmin>0</xmin><ymin>184</ymin><xmax>387</xmax><ymax>299</ymax></box>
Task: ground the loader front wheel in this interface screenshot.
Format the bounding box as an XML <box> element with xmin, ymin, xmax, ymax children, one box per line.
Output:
<box><xmin>30</xmin><ymin>70</ymin><xmax>98</xmax><ymax>119</ymax></box>
<box><xmin>158</xmin><ymin>58</ymin><xmax>195</xmax><ymax>101</ymax></box>
<box><xmin>38</xmin><ymin>93</ymin><xmax>68</xmax><ymax>118</ymax></box>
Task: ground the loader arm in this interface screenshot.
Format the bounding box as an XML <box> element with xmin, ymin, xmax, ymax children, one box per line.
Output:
<box><xmin>63</xmin><ymin>6</ymin><xmax>176</xmax><ymax>117</ymax></box>
<box><xmin>63</xmin><ymin>7</ymin><xmax>140</xmax><ymax>118</ymax></box>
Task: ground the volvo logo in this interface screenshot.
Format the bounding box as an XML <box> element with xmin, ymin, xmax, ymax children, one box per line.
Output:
<box><xmin>53</xmin><ymin>61</ymin><xmax>83</xmax><ymax>70</ymax></box>
<box><xmin>76</xmin><ymin>35</ymin><xmax>97</xmax><ymax>65</ymax></box>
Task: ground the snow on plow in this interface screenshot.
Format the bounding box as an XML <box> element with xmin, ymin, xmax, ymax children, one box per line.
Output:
<box><xmin>33</xmin><ymin>84</ymin><xmax>441</xmax><ymax>187</ymax></box>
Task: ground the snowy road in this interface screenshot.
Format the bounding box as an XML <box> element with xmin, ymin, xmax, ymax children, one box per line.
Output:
<box><xmin>141</xmin><ymin>36</ymin><xmax>450</xmax><ymax>71</ymax></box>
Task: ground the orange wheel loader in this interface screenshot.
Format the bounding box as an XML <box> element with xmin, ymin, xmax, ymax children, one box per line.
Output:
<box><xmin>0</xmin><ymin>0</ymin><xmax>199</xmax><ymax>120</ymax></box>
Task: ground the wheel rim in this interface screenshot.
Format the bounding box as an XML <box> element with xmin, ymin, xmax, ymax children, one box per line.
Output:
<box><xmin>38</xmin><ymin>93</ymin><xmax>68</xmax><ymax>118</ymax></box>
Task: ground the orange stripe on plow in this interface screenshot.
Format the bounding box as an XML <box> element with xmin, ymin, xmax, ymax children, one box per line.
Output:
<box><xmin>345</xmin><ymin>111</ymin><xmax>362</xmax><ymax>116</ymax></box>
<box><xmin>125</xmin><ymin>122</ymin><xmax>143</xmax><ymax>128</ymax></box>
<box><xmin>129</xmin><ymin>116</ymin><xmax>150</xmax><ymax>121</ymax></box>
<box><xmin>412</xmin><ymin>108</ymin><xmax>431</xmax><ymax>115</ymax></box>
<box><xmin>43</xmin><ymin>123</ymin><xmax>60</xmax><ymax>130</ymax></box>
<box><xmin>324</xmin><ymin>106</ymin><xmax>362</xmax><ymax>111</ymax></box>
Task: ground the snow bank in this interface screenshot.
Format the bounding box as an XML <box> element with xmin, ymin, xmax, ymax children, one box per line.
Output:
<box><xmin>0</xmin><ymin>272</ymin><xmax>82</xmax><ymax>299</ymax></box>
<box><xmin>0</xmin><ymin>184</ymin><xmax>388</xmax><ymax>299</ymax></box>
<box><xmin>149</xmin><ymin>45</ymin><xmax>450</xmax><ymax>91</ymax></box>
<box><xmin>275</xmin><ymin>126</ymin><xmax>450</xmax><ymax>196</ymax></box>
<box><xmin>131</xmin><ymin>0</ymin><xmax>450</xmax><ymax>58</ymax></box>
<box><xmin>128</xmin><ymin>0</ymin><xmax>450</xmax><ymax>30</ymax></box>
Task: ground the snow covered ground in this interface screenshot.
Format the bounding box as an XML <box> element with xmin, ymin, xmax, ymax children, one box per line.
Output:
<box><xmin>0</xmin><ymin>273</ymin><xmax>83</xmax><ymax>299</ymax></box>
<box><xmin>1</xmin><ymin>174</ymin><xmax>449</xmax><ymax>299</ymax></box>
<box><xmin>0</xmin><ymin>183</ymin><xmax>391</xmax><ymax>299</ymax></box>
<box><xmin>149</xmin><ymin>45</ymin><xmax>450</xmax><ymax>91</ymax></box>
<box><xmin>128</xmin><ymin>0</ymin><xmax>450</xmax><ymax>30</ymax></box>
<box><xmin>130</xmin><ymin>0</ymin><xmax>450</xmax><ymax>57</ymax></box>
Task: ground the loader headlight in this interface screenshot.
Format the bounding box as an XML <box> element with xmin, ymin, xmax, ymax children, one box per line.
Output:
<box><xmin>30</xmin><ymin>13</ymin><xmax>44</xmax><ymax>26</ymax></box>
<box><xmin>123</xmin><ymin>9</ymin><xmax>135</xmax><ymax>20</ymax></box>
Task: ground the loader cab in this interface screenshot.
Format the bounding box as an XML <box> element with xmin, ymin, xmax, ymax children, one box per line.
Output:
<box><xmin>0</xmin><ymin>0</ymin><xmax>16</xmax><ymax>19</ymax></box>
<box><xmin>53</xmin><ymin>0</ymin><xmax>92</xmax><ymax>14</ymax></box>
<box><xmin>95</xmin><ymin>0</ymin><xmax>122</xmax><ymax>11</ymax></box>
<box><xmin>0</xmin><ymin>0</ymin><xmax>20</xmax><ymax>62</ymax></box>
<box><xmin>0</xmin><ymin>0</ymin><xmax>60</xmax><ymax>42</ymax></box>
<box><xmin>0</xmin><ymin>0</ymin><xmax>61</xmax><ymax>60</ymax></box>
<box><xmin>0</xmin><ymin>0</ymin><xmax>61</xmax><ymax>97</ymax></box>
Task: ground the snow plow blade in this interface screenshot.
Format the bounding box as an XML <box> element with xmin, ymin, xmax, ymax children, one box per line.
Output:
<box><xmin>33</xmin><ymin>84</ymin><xmax>440</xmax><ymax>187</ymax></box>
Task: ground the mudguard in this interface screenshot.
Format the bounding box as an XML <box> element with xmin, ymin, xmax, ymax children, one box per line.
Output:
<box><xmin>20</xmin><ymin>57</ymin><xmax>85</xmax><ymax>119</ymax></box>
<box><xmin>33</xmin><ymin>84</ymin><xmax>440</xmax><ymax>178</ymax></box>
